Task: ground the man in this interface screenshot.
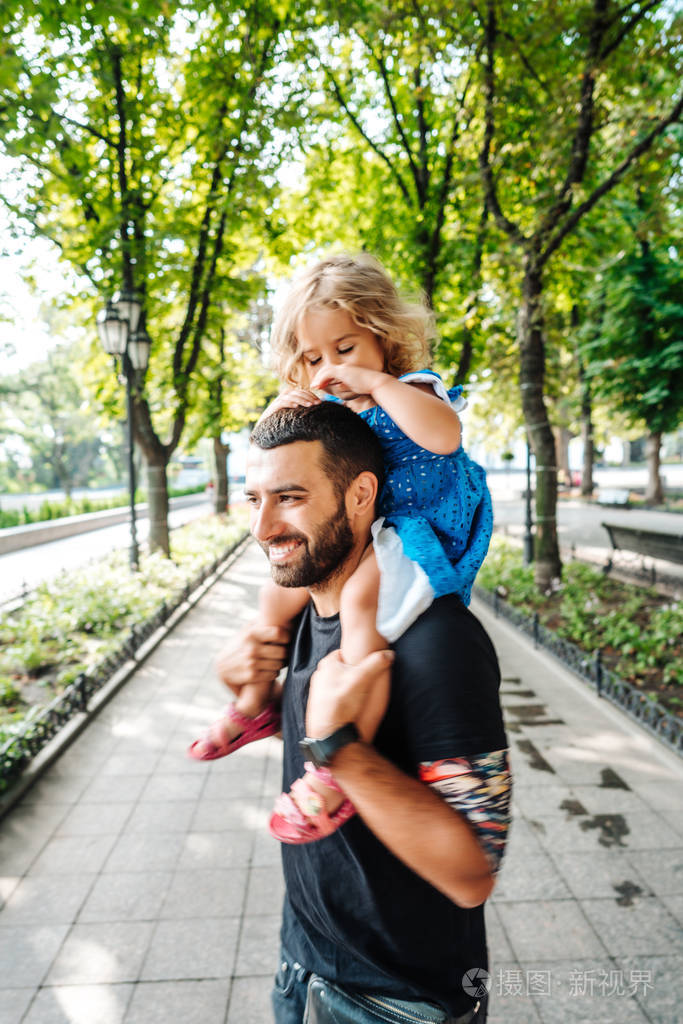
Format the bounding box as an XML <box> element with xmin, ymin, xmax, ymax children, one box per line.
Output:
<box><xmin>217</xmin><ymin>402</ymin><xmax>510</xmax><ymax>1024</ymax></box>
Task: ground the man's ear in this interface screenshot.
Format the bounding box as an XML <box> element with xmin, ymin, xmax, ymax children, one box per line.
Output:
<box><xmin>345</xmin><ymin>471</ymin><xmax>378</xmax><ymax>521</ymax></box>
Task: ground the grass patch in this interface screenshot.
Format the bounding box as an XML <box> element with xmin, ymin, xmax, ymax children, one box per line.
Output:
<box><xmin>0</xmin><ymin>511</ymin><xmax>248</xmax><ymax>745</ymax></box>
<box><xmin>478</xmin><ymin>537</ymin><xmax>682</xmax><ymax>716</ymax></box>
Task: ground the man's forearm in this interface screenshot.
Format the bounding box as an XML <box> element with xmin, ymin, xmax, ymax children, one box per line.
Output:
<box><xmin>330</xmin><ymin>741</ymin><xmax>494</xmax><ymax>909</ymax></box>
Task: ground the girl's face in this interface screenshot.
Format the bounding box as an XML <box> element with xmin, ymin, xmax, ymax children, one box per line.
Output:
<box><xmin>296</xmin><ymin>307</ymin><xmax>385</xmax><ymax>394</ymax></box>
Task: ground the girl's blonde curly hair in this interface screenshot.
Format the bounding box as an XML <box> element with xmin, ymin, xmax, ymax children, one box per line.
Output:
<box><xmin>271</xmin><ymin>252</ymin><xmax>436</xmax><ymax>387</ymax></box>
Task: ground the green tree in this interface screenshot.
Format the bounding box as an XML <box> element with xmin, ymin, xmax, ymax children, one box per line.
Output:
<box><xmin>581</xmin><ymin>243</ymin><xmax>683</xmax><ymax>502</ymax></box>
<box><xmin>1</xmin><ymin>0</ymin><xmax>301</xmax><ymax>553</ymax></box>
<box><xmin>476</xmin><ymin>0</ymin><xmax>682</xmax><ymax>586</ymax></box>
<box><xmin>0</xmin><ymin>342</ymin><xmax>114</xmax><ymax>496</ymax></box>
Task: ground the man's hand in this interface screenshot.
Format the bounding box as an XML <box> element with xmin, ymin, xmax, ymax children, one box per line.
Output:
<box><xmin>311</xmin><ymin>364</ymin><xmax>389</xmax><ymax>399</ymax></box>
<box><xmin>257</xmin><ymin>388</ymin><xmax>320</xmax><ymax>425</ymax></box>
<box><xmin>305</xmin><ymin>648</ymin><xmax>394</xmax><ymax>739</ymax></box>
<box><xmin>215</xmin><ymin>623</ymin><xmax>290</xmax><ymax>696</ymax></box>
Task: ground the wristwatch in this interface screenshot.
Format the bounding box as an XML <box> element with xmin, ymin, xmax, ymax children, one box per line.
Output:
<box><xmin>299</xmin><ymin>723</ymin><xmax>360</xmax><ymax>769</ymax></box>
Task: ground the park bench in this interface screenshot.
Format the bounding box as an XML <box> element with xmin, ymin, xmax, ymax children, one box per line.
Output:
<box><xmin>596</xmin><ymin>487</ymin><xmax>631</xmax><ymax>506</ymax></box>
<box><xmin>601</xmin><ymin>522</ymin><xmax>683</xmax><ymax>581</ymax></box>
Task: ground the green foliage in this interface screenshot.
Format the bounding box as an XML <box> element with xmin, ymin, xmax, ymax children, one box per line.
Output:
<box><xmin>581</xmin><ymin>244</ymin><xmax>683</xmax><ymax>438</ymax></box>
<box><xmin>479</xmin><ymin>537</ymin><xmax>681</xmax><ymax>697</ymax></box>
<box><xmin>0</xmin><ymin>511</ymin><xmax>248</xmax><ymax>739</ymax></box>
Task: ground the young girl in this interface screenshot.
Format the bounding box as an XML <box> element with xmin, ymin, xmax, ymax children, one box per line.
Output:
<box><xmin>188</xmin><ymin>253</ymin><xmax>492</xmax><ymax>843</ymax></box>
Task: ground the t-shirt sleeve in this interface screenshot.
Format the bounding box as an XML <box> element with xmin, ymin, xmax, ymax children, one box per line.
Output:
<box><xmin>389</xmin><ymin>596</ymin><xmax>507</xmax><ymax>766</ymax></box>
<box><xmin>398</xmin><ymin>370</ymin><xmax>467</xmax><ymax>412</ymax></box>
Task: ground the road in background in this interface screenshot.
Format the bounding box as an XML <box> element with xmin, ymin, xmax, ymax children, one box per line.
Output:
<box><xmin>0</xmin><ymin>498</ymin><xmax>213</xmax><ymax>604</ymax></box>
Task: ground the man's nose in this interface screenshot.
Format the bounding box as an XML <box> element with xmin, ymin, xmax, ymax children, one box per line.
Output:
<box><xmin>251</xmin><ymin>501</ymin><xmax>282</xmax><ymax>542</ymax></box>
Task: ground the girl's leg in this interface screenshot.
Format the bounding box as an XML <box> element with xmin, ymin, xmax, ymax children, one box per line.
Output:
<box><xmin>232</xmin><ymin>582</ymin><xmax>309</xmax><ymax>720</ymax></box>
<box><xmin>288</xmin><ymin>549</ymin><xmax>390</xmax><ymax>815</ymax></box>
<box><xmin>188</xmin><ymin>582</ymin><xmax>308</xmax><ymax>760</ymax></box>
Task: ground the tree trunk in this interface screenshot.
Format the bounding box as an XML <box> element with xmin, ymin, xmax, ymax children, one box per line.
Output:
<box><xmin>644</xmin><ymin>430</ymin><xmax>663</xmax><ymax>504</ymax></box>
<box><xmin>519</xmin><ymin>260</ymin><xmax>562</xmax><ymax>589</ymax></box>
<box><xmin>213</xmin><ymin>435</ymin><xmax>230</xmax><ymax>515</ymax></box>
<box><xmin>146</xmin><ymin>455</ymin><xmax>170</xmax><ymax>555</ymax></box>
<box><xmin>553</xmin><ymin>426</ymin><xmax>572</xmax><ymax>489</ymax></box>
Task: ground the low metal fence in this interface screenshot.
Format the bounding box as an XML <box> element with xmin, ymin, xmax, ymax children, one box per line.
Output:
<box><xmin>473</xmin><ymin>584</ymin><xmax>682</xmax><ymax>757</ymax></box>
<box><xmin>0</xmin><ymin>532</ymin><xmax>249</xmax><ymax>794</ymax></box>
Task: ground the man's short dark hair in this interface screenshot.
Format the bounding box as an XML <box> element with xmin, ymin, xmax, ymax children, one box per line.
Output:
<box><xmin>250</xmin><ymin>402</ymin><xmax>385</xmax><ymax>500</ymax></box>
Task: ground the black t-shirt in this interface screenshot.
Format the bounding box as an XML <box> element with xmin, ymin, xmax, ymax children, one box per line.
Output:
<box><xmin>280</xmin><ymin>593</ymin><xmax>507</xmax><ymax>1016</ymax></box>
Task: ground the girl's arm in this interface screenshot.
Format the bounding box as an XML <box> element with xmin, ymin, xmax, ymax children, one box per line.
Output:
<box><xmin>372</xmin><ymin>375</ymin><xmax>461</xmax><ymax>454</ymax></box>
<box><xmin>311</xmin><ymin>365</ymin><xmax>461</xmax><ymax>454</ymax></box>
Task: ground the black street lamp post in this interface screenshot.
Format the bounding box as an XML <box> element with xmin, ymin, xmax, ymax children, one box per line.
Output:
<box><xmin>97</xmin><ymin>290</ymin><xmax>150</xmax><ymax>571</ymax></box>
<box><xmin>524</xmin><ymin>435</ymin><xmax>534</xmax><ymax>565</ymax></box>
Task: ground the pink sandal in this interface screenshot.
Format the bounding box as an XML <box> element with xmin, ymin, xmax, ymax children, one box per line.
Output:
<box><xmin>269</xmin><ymin>762</ymin><xmax>356</xmax><ymax>843</ymax></box>
<box><xmin>187</xmin><ymin>701</ymin><xmax>281</xmax><ymax>761</ymax></box>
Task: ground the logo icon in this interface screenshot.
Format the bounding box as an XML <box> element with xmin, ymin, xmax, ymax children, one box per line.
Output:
<box><xmin>462</xmin><ymin>968</ymin><xmax>492</xmax><ymax>998</ymax></box>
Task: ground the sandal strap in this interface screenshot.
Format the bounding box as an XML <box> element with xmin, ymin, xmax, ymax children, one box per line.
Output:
<box><xmin>303</xmin><ymin>761</ymin><xmax>344</xmax><ymax>794</ymax></box>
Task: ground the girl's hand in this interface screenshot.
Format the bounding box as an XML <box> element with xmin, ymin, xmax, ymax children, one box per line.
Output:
<box><xmin>257</xmin><ymin>388</ymin><xmax>321</xmax><ymax>424</ymax></box>
<box><xmin>311</xmin><ymin>364</ymin><xmax>389</xmax><ymax>398</ymax></box>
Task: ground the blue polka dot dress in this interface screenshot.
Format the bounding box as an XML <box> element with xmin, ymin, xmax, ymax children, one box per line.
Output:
<box><xmin>357</xmin><ymin>370</ymin><xmax>493</xmax><ymax>638</ymax></box>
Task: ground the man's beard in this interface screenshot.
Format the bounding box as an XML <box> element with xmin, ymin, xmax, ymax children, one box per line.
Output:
<box><xmin>260</xmin><ymin>500</ymin><xmax>354</xmax><ymax>589</ymax></box>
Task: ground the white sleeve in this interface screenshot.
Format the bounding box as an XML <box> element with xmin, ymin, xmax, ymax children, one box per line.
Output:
<box><xmin>399</xmin><ymin>371</ymin><xmax>467</xmax><ymax>412</ymax></box>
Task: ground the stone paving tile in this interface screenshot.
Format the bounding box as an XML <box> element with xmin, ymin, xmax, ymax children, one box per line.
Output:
<box><xmin>191</xmin><ymin>796</ymin><xmax>268</xmax><ymax>833</ymax></box>
<box><xmin>138</xmin><ymin>772</ymin><xmax>207</xmax><ymax>803</ymax></box>
<box><xmin>494</xmin><ymin>900</ymin><xmax>606</xmax><ymax>961</ymax></box>
<box><xmin>177</xmin><ymin>829</ymin><xmax>254</xmax><ymax>870</ymax></box>
<box><xmin>484</xmin><ymin>902</ymin><xmax>515</xmax><ymax>962</ymax></box>
<box><xmin>625</xmin><ymin>848</ymin><xmax>683</xmax><ymax>897</ymax></box>
<box><xmin>567</xmin><ymin>784</ymin><xmax>652</xmax><ymax>816</ymax></box>
<box><xmin>28</xmin><ymin>834</ymin><xmax>119</xmax><ymax>876</ymax></box>
<box><xmin>200</xmin><ymin>768</ymin><xmax>269</xmax><ymax>801</ymax></box>
<box><xmin>123</xmin><ymin>800</ymin><xmax>196</xmax><ymax>834</ymax></box>
<box><xmin>485</xmin><ymin>962</ymin><xmax>542</xmax><ymax>1023</ymax></box>
<box><xmin>140</xmin><ymin>917</ymin><xmax>240</xmax><ymax>981</ymax></box>
<box><xmin>510</xmin><ymin>782</ymin><xmax>583</xmax><ymax>818</ymax></box>
<box><xmin>226</xmin><ymin>975</ymin><xmax>273</xmax><ymax>1024</ymax></box>
<box><xmin>662</xmin><ymin>893</ymin><xmax>683</xmax><ymax>927</ymax></box>
<box><xmin>98</xmin><ymin>752</ymin><xmax>160</xmax><ymax>777</ymax></box>
<box><xmin>19</xmin><ymin>772</ymin><xmax>91</xmax><ymax>806</ymax></box>
<box><xmin>45</xmin><ymin>921</ymin><xmax>155</xmax><ymax>985</ymax></box>
<box><xmin>102</xmin><ymin>831</ymin><xmax>185</xmax><ymax>874</ymax></box>
<box><xmin>499</xmin><ymin>817</ymin><xmax>546</xmax><ymax>860</ymax></box>
<box><xmin>159</xmin><ymin>868</ymin><xmax>248</xmax><ymax>920</ymax></box>
<box><xmin>251</xmin><ymin>829</ymin><xmax>281</xmax><ymax>867</ymax></box>
<box><xmin>0</xmin><ymin>832</ymin><xmax>49</xmax><ymax>877</ymax></box>
<box><xmin>123</xmin><ymin>979</ymin><xmax>231</xmax><ymax>1024</ymax></box>
<box><xmin>578</xmin><ymin>894</ymin><xmax>683</xmax><ymax>957</ymax></box>
<box><xmin>491</xmin><ymin>850</ymin><xmax>572</xmax><ymax>902</ymax></box>
<box><xmin>0</xmin><ymin>924</ymin><xmax>69</xmax><ymax>987</ymax></box>
<box><xmin>549</xmin><ymin>849</ymin><xmax>650</xmax><ymax>900</ymax></box>
<box><xmin>244</xmin><ymin>865</ymin><xmax>286</xmax><ymax>917</ymax></box>
<box><xmin>1</xmin><ymin>873</ymin><xmax>96</xmax><ymax>926</ymax></box>
<box><xmin>22</xmin><ymin>983</ymin><xmax>134</xmax><ymax>1024</ymax></box>
<box><xmin>616</xmin><ymin>955</ymin><xmax>683</xmax><ymax>1024</ymax></box>
<box><xmin>234</xmin><ymin>913</ymin><xmax>281</xmax><ymax>976</ymax></box>
<box><xmin>78</xmin><ymin>871</ymin><xmax>173</xmax><ymax>924</ymax></box>
<box><xmin>0</xmin><ymin>987</ymin><xmax>35</xmax><ymax>1024</ymax></box>
<box><xmin>628</xmin><ymin>779</ymin><xmax>683</xmax><ymax>813</ymax></box>
<box><xmin>518</xmin><ymin>959</ymin><xmax>649</xmax><ymax>1023</ymax></box>
<box><xmin>55</xmin><ymin>801</ymin><xmax>134</xmax><ymax>837</ymax></box>
<box><xmin>0</xmin><ymin>875</ymin><xmax>20</xmax><ymax>909</ymax></box>
<box><xmin>80</xmin><ymin>774</ymin><xmax>149</xmax><ymax>804</ymax></box>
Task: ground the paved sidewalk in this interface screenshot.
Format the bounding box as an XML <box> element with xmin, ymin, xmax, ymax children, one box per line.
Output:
<box><xmin>1</xmin><ymin>541</ymin><xmax>682</xmax><ymax>1024</ymax></box>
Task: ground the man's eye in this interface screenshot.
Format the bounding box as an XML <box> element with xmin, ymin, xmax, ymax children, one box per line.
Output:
<box><xmin>246</xmin><ymin>496</ymin><xmax>259</xmax><ymax>507</ymax></box>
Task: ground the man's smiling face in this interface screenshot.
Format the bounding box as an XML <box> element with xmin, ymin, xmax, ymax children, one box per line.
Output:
<box><xmin>245</xmin><ymin>440</ymin><xmax>354</xmax><ymax>589</ymax></box>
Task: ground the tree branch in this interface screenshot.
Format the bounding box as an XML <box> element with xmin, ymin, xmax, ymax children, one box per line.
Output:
<box><xmin>477</xmin><ymin>0</ymin><xmax>526</xmax><ymax>244</ymax></box>
<box><xmin>534</xmin><ymin>0</ymin><xmax>610</xmax><ymax>246</ymax></box>
<box><xmin>325</xmin><ymin>68</ymin><xmax>413</xmax><ymax>203</ymax></box>
<box><xmin>601</xmin><ymin>0</ymin><xmax>662</xmax><ymax>60</ymax></box>
<box><xmin>542</xmin><ymin>91</ymin><xmax>683</xmax><ymax>264</ymax></box>
<box><xmin>368</xmin><ymin>41</ymin><xmax>424</xmax><ymax>201</ymax></box>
